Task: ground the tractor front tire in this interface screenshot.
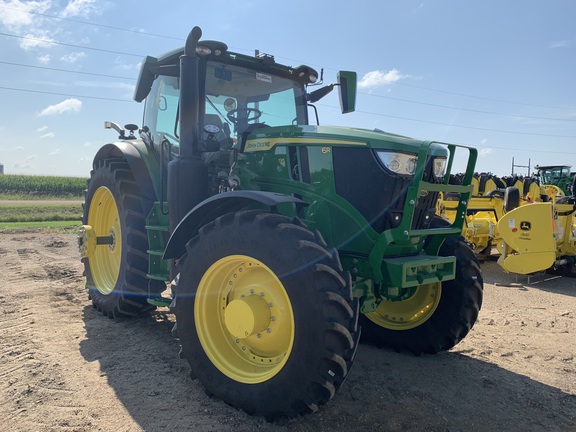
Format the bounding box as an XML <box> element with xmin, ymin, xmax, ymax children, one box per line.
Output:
<box><xmin>174</xmin><ymin>210</ymin><xmax>359</xmax><ymax>419</ymax></box>
<box><xmin>82</xmin><ymin>158</ymin><xmax>163</xmax><ymax>318</ymax></box>
<box><xmin>360</xmin><ymin>236</ymin><xmax>483</xmax><ymax>354</ymax></box>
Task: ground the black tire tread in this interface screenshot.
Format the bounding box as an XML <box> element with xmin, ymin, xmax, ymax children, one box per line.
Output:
<box><xmin>83</xmin><ymin>158</ymin><xmax>162</xmax><ymax>318</ymax></box>
<box><xmin>174</xmin><ymin>210</ymin><xmax>360</xmax><ymax>419</ymax></box>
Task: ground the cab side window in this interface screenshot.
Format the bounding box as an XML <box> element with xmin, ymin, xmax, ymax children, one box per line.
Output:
<box><xmin>143</xmin><ymin>75</ymin><xmax>180</xmax><ymax>148</ymax></box>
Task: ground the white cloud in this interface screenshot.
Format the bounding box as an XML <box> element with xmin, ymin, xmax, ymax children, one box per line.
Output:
<box><xmin>14</xmin><ymin>154</ymin><xmax>38</xmax><ymax>169</ymax></box>
<box><xmin>358</xmin><ymin>69</ymin><xmax>406</xmax><ymax>89</ymax></box>
<box><xmin>73</xmin><ymin>80</ymin><xmax>134</xmax><ymax>91</ymax></box>
<box><xmin>36</xmin><ymin>125</ymin><xmax>49</xmax><ymax>132</ymax></box>
<box><xmin>31</xmin><ymin>79</ymin><xmax>66</xmax><ymax>87</ymax></box>
<box><xmin>550</xmin><ymin>40</ymin><xmax>570</xmax><ymax>49</ymax></box>
<box><xmin>479</xmin><ymin>148</ymin><xmax>493</xmax><ymax>157</ymax></box>
<box><xmin>412</xmin><ymin>3</ymin><xmax>425</xmax><ymax>13</ymax></box>
<box><xmin>48</xmin><ymin>148</ymin><xmax>61</xmax><ymax>156</ymax></box>
<box><xmin>0</xmin><ymin>0</ymin><xmax>51</xmax><ymax>30</ymax></box>
<box><xmin>39</xmin><ymin>132</ymin><xmax>55</xmax><ymax>139</ymax></box>
<box><xmin>39</xmin><ymin>98</ymin><xmax>82</xmax><ymax>116</ymax></box>
<box><xmin>20</xmin><ymin>32</ymin><xmax>55</xmax><ymax>50</ymax></box>
<box><xmin>1</xmin><ymin>1</ymin><xmax>102</xmax><ymax>55</ymax></box>
<box><xmin>60</xmin><ymin>51</ymin><xmax>87</xmax><ymax>63</ymax></box>
<box><xmin>115</xmin><ymin>57</ymin><xmax>138</xmax><ymax>71</ymax></box>
<box><xmin>37</xmin><ymin>54</ymin><xmax>51</xmax><ymax>64</ymax></box>
<box><xmin>61</xmin><ymin>0</ymin><xmax>100</xmax><ymax>18</ymax></box>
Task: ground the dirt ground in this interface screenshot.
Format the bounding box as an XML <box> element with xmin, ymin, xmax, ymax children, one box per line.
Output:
<box><xmin>0</xmin><ymin>230</ymin><xmax>574</xmax><ymax>432</ymax></box>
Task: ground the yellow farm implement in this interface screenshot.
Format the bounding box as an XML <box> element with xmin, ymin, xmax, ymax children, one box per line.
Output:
<box><xmin>439</xmin><ymin>172</ymin><xmax>576</xmax><ymax>276</ymax></box>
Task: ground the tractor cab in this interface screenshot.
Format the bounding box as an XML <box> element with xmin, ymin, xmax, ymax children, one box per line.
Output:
<box><xmin>534</xmin><ymin>164</ymin><xmax>574</xmax><ymax>196</ymax></box>
<box><xmin>134</xmin><ymin>38</ymin><xmax>356</xmax><ymax>199</ymax></box>
<box><xmin>136</xmin><ymin>43</ymin><xmax>355</xmax><ymax>157</ymax></box>
<box><xmin>535</xmin><ymin>164</ymin><xmax>571</xmax><ymax>184</ymax></box>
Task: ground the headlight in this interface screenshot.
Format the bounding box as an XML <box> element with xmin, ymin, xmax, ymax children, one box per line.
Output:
<box><xmin>377</xmin><ymin>151</ymin><xmax>418</xmax><ymax>176</ymax></box>
<box><xmin>433</xmin><ymin>157</ymin><xmax>447</xmax><ymax>177</ymax></box>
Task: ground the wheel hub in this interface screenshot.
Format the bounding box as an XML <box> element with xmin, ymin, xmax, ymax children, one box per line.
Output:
<box><xmin>224</xmin><ymin>295</ymin><xmax>271</xmax><ymax>339</ymax></box>
<box><xmin>106</xmin><ymin>228</ymin><xmax>116</xmax><ymax>251</ymax></box>
<box><xmin>366</xmin><ymin>282</ymin><xmax>442</xmax><ymax>330</ymax></box>
<box><xmin>194</xmin><ymin>255</ymin><xmax>294</xmax><ymax>383</ymax></box>
<box><xmin>86</xmin><ymin>186</ymin><xmax>122</xmax><ymax>295</ymax></box>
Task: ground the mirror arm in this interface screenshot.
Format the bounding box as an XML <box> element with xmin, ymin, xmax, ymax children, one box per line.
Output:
<box><xmin>307</xmin><ymin>84</ymin><xmax>334</xmax><ymax>103</ymax></box>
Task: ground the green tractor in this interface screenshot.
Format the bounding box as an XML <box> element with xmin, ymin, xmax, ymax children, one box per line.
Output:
<box><xmin>78</xmin><ymin>26</ymin><xmax>483</xmax><ymax>419</ymax></box>
<box><xmin>534</xmin><ymin>164</ymin><xmax>574</xmax><ymax>197</ymax></box>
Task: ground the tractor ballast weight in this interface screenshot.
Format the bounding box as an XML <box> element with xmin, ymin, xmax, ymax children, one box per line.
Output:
<box><xmin>79</xmin><ymin>26</ymin><xmax>483</xmax><ymax>419</ymax></box>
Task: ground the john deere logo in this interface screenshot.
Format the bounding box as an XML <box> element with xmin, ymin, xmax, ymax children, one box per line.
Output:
<box><xmin>520</xmin><ymin>221</ymin><xmax>531</xmax><ymax>231</ymax></box>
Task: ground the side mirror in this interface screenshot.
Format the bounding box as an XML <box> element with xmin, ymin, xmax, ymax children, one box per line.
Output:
<box><xmin>337</xmin><ymin>71</ymin><xmax>357</xmax><ymax>114</ymax></box>
<box><xmin>134</xmin><ymin>56</ymin><xmax>158</xmax><ymax>102</ymax></box>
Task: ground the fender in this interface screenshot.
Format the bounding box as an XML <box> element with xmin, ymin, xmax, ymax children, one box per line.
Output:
<box><xmin>93</xmin><ymin>141</ymin><xmax>158</xmax><ymax>202</ymax></box>
<box><xmin>163</xmin><ymin>191</ymin><xmax>307</xmax><ymax>260</ymax></box>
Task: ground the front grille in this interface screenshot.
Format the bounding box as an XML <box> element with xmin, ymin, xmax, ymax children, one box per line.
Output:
<box><xmin>333</xmin><ymin>147</ymin><xmax>440</xmax><ymax>233</ymax></box>
<box><xmin>412</xmin><ymin>189</ymin><xmax>439</xmax><ymax>230</ymax></box>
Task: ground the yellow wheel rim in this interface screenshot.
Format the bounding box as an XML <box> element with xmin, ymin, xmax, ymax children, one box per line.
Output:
<box><xmin>194</xmin><ymin>255</ymin><xmax>294</xmax><ymax>384</ymax></box>
<box><xmin>87</xmin><ymin>186</ymin><xmax>121</xmax><ymax>295</ymax></box>
<box><xmin>365</xmin><ymin>283</ymin><xmax>441</xmax><ymax>330</ymax></box>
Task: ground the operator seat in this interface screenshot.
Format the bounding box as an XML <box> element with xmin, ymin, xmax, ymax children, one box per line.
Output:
<box><xmin>204</xmin><ymin>114</ymin><xmax>232</xmax><ymax>149</ymax></box>
<box><xmin>202</xmin><ymin>114</ymin><xmax>234</xmax><ymax>194</ymax></box>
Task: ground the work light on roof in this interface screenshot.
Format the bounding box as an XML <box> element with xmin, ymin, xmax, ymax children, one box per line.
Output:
<box><xmin>196</xmin><ymin>45</ymin><xmax>212</xmax><ymax>56</ymax></box>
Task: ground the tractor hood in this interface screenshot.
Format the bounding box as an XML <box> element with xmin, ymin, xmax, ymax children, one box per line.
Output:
<box><xmin>243</xmin><ymin>125</ymin><xmax>449</xmax><ymax>157</ymax></box>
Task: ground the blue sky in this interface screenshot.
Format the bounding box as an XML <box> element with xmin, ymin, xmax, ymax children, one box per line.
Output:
<box><xmin>0</xmin><ymin>0</ymin><xmax>574</xmax><ymax>178</ymax></box>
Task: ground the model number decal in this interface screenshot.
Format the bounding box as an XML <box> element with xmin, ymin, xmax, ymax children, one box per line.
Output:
<box><xmin>256</xmin><ymin>72</ymin><xmax>272</xmax><ymax>83</ymax></box>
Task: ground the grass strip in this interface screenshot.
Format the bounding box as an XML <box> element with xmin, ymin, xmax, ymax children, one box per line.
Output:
<box><xmin>0</xmin><ymin>204</ymin><xmax>82</xmax><ymax>223</ymax></box>
<box><xmin>0</xmin><ymin>220</ymin><xmax>82</xmax><ymax>232</ymax></box>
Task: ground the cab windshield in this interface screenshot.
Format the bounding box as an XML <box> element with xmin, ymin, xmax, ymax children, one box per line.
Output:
<box><xmin>143</xmin><ymin>60</ymin><xmax>308</xmax><ymax>148</ymax></box>
<box><xmin>204</xmin><ymin>61</ymin><xmax>308</xmax><ymax>135</ymax></box>
<box><xmin>538</xmin><ymin>166</ymin><xmax>570</xmax><ymax>183</ymax></box>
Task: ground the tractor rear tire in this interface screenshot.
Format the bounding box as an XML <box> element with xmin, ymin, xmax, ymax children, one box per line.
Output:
<box><xmin>360</xmin><ymin>236</ymin><xmax>483</xmax><ymax>354</ymax></box>
<box><xmin>504</xmin><ymin>186</ymin><xmax>521</xmax><ymax>212</ymax></box>
<box><xmin>82</xmin><ymin>158</ymin><xmax>164</xmax><ymax>318</ymax></box>
<box><xmin>174</xmin><ymin>210</ymin><xmax>359</xmax><ymax>419</ymax></box>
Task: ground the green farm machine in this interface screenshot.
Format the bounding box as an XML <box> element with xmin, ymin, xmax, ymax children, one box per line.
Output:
<box><xmin>78</xmin><ymin>26</ymin><xmax>482</xmax><ymax>419</ymax></box>
<box><xmin>534</xmin><ymin>164</ymin><xmax>574</xmax><ymax>197</ymax></box>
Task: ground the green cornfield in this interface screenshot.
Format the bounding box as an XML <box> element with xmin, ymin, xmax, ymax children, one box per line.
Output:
<box><xmin>0</xmin><ymin>174</ymin><xmax>87</xmax><ymax>198</ymax></box>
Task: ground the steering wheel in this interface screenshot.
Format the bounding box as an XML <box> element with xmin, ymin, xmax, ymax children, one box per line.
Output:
<box><xmin>226</xmin><ymin>107</ymin><xmax>262</xmax><ymax>124</ymax></box>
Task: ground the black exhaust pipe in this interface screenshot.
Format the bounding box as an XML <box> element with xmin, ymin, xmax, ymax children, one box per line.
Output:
<box><xmin>179</xmin><ymin>26</ymin><xmax>202</xmax><ymax>158</ymax></box>
<box><xmin>167</xmin><ymin>26</ymin><xmax>208</xmax><ymax>235</ymax></box>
